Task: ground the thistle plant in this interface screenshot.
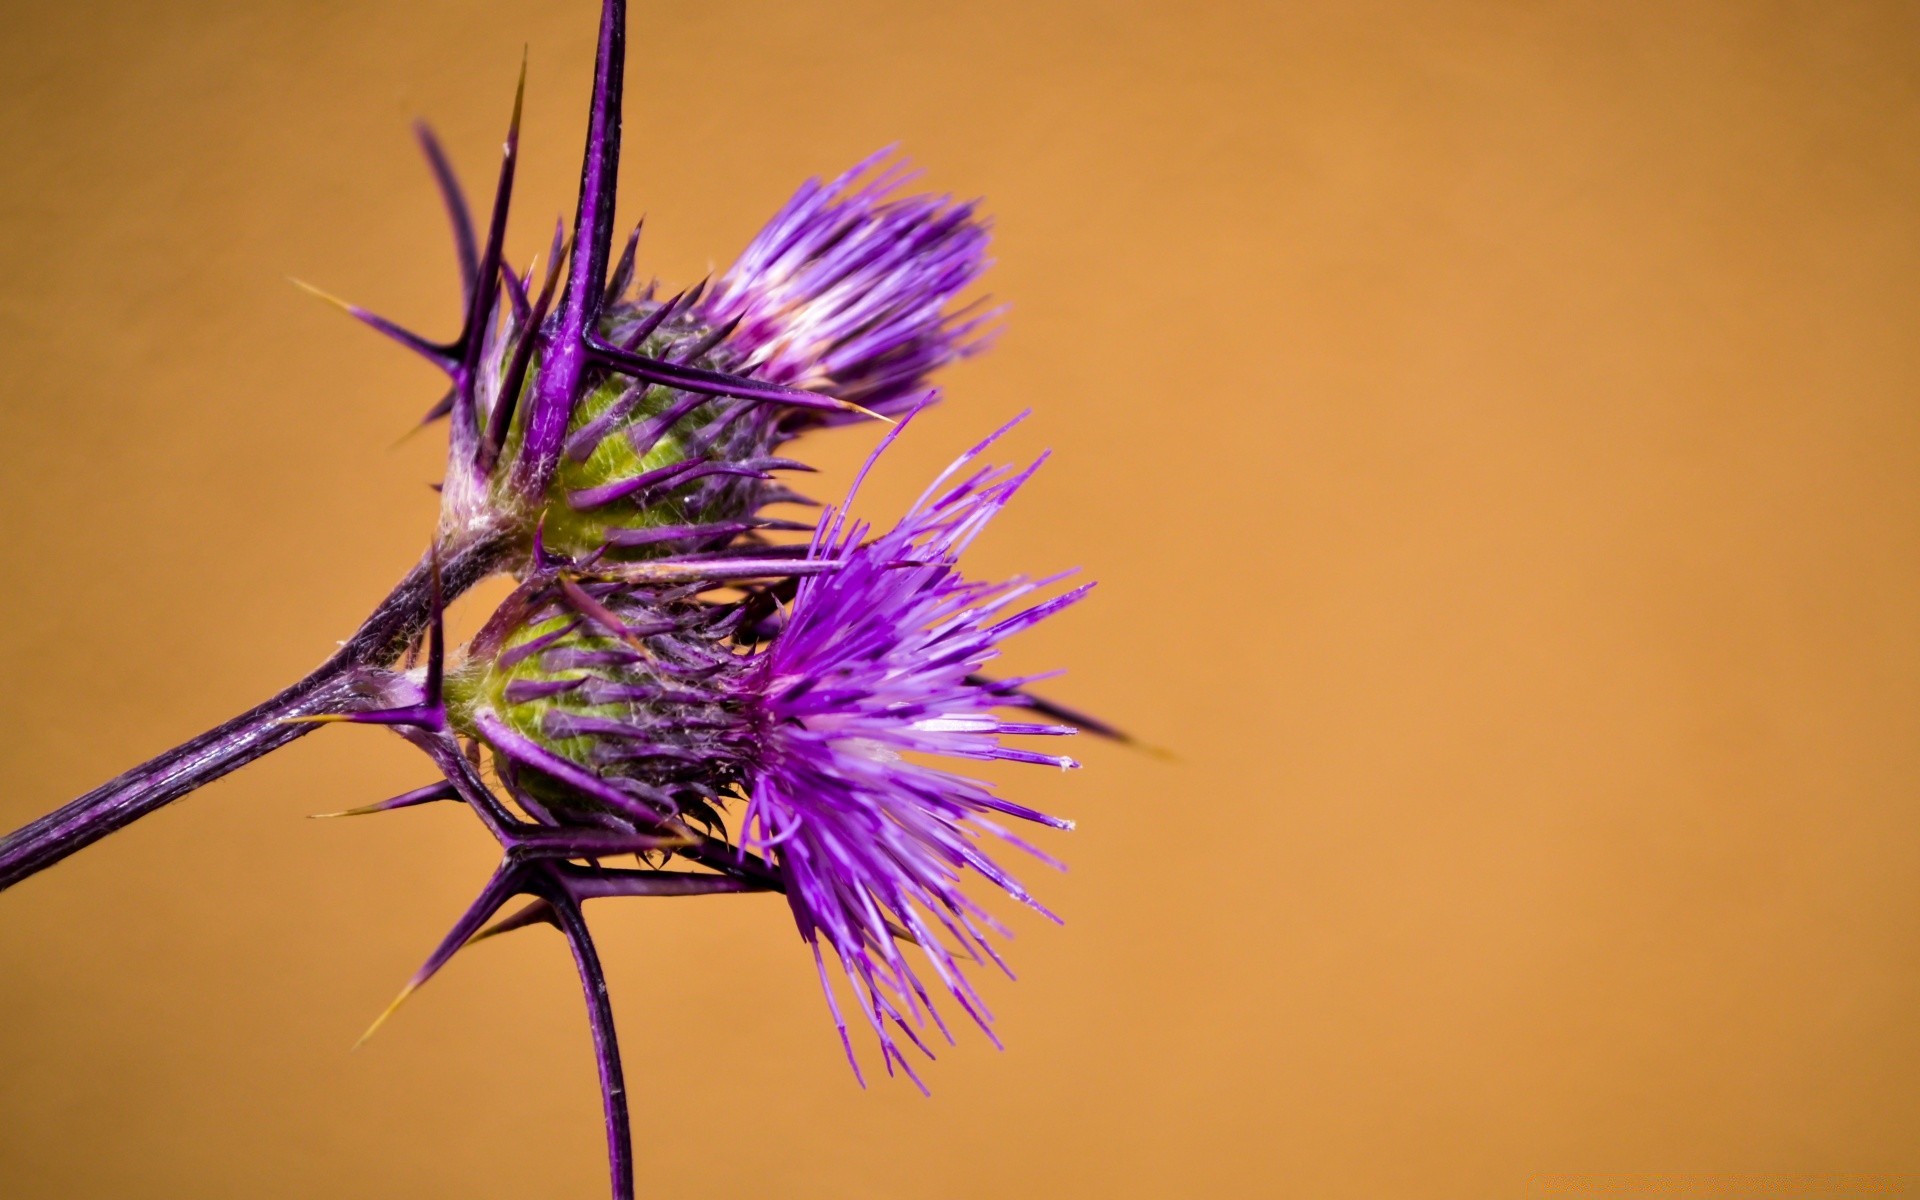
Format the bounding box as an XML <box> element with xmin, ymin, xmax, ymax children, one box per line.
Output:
<box><xmin>0</xmin><ymin>3</ymin><xmax>1109</xmax><ymax>1197</ymax></box>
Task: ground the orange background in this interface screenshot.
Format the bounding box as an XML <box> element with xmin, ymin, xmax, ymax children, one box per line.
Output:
<box><xmin>3</xmin><ymin>2</ymin><xmax>1918</xmax><ymax>1197</ymax></box>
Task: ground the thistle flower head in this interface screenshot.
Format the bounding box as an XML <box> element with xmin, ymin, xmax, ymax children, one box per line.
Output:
<box><xmin>741</xmin><ymin>413</ymin><xmax>1084</xmax><ymax>1087</ymax></box>
<box><xmin>464</xmin><ymin>150</ymin><xmax>992</xmax><ymax>563</ymax></box>
<box><xmin>309</xmin><ymin>36</ymin><xmax>992</xmax><ymax>570</ymax></box>
<box><xmin>474</xmin><ymin>295</ymin><xmax>828</xmax><ymax>565</ymax></box>
<box><xmin>432</xmin><ymin>411</ymin><xmax>1086</xmax><ymax>1087</ymax></box>
<box><xmin>445</xmin><ymin>574</ymin><xmax>754</xmax><ymax>835</ymax></box>
<box><xmin>704</xmin><ymin>150</ymin><xmax>998</xmax><ymax>419</ymax></box>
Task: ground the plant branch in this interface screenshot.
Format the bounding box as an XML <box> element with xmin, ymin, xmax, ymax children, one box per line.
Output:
<box><xmin>0</xmin><ymin>530</ymin><xmax>512</xmax><ymax>893</ymax></box>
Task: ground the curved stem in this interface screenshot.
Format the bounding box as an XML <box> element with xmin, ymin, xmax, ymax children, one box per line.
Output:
<box><xmin>543</xmin><ymin>878</ymin><xmax>635</xmax><ymax>1200</ymax></box>
<box><xmin>0</xmin><ymin>530</ymin><xmax>512</xmax><ymax>894</ymax></box>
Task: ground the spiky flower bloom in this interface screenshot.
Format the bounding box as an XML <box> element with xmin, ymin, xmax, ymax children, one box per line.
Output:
<box><xmin>0</xmin><ymin>4</ymin><xmax>1106</xmax><ymax>1199</ymax></box>
<box><xmin>438</xmin><ymin>146</ymin><xmax>994</xmax><ymax>564</ymax></box>
<box><xmin>744</xmin><ymin>417</ymin><xmax>1083</xmax><ymax>1083</ymax></box>
<box><xmin>423</xmin><ymin>416</ymin><xmax>1084</xmax><ymax>1090</ymax></box>
<box><xmin>703</xmin><ymin>150</ymin><xmax>997</xmax><ymax>418</ymax></box>
<box><xmin>323</xmin><ymin>58</ymin><xmax>991</xmax><ymax>568</ymax></box>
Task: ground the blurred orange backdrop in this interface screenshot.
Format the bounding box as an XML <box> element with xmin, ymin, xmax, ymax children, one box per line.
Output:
<box><xmin>3</xmin><ymin>2</ymin><xmax>1918</xmax><ymax>1197</ymax></box>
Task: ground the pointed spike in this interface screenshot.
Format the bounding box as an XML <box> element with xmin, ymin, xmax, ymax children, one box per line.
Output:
<box><xmin>472</xmin><ymin>710</ymin><xmax>675</xmax><ymax>825</ymax></box>
<box><xmin>558</xmin><ymin>574</ymin><xmax>653</xmax><ymax>654</ymax></box>
<box><xmin>603</xmin><ymin>219</ymin><xmax>643</xmax><ymax>308</ymax></box>
<box><xmin>565</xmin><ymin>455</ymin><xmax>705</xmax><ymax>509</ymax></box>
<box><xmin>290</xmin><ymin>278</ymin><xmax>457</xmax><ymax>371</ymax></box>
<box><xmin>502</xmin><ymin>263</ymin><xmax>532</xmax><ymax>327</ymax></box>
<box><xmin>966</xmin><ymin>673</ymin><xmax>1142</xmax><ymax>746</ymax></box>
<box><xmin>562</xmin><ymin>377</ymin><xmax>653</xmax><ymax>463</ymax></box>
<box><xmin>615</xmin><ymin>285</ymin><xmax>689</xmax><ymax>352</ymax></box>
<box><xmin>469</xmin><ymin>898</ymin><xmax>560</xmax><ymax>944</ymax></box>
<box><xmin>452</xmin><ymin>52</ymin><xmax>528</xmax><ymax>441</ymax></box>
<box><xmin>283</xmin><ymin>706</ymin><xmax>445</xmax><ymax>731</ymax></box>
<box><xmin>585</xmin><ymin>333</ymin><xmax>889</xmax><ymax>418</ymax></box>
<box><xmin>548</xmin><ymin>217</ymin><xmax>570</xmax><ymax>286</ymax></box>
<box><xmin>278</xmin><ymin>691</ymin><xmax>445</xmax><ymax>730</ymax></box>
<box><xmin>481</xmin><ymin>235</ymin><xmax>562</xmax><ymax>471</ymax></box>
<box><xmin>413</xmin><ymin>121</ymin><xmax>479</xmax><ymax>301</ymax></box>
<box><xmin>412</xmin><ymin>729</ymin><xmax>523</xmax><ymax>836</ymax></box>
<box><xmin>353</xmin><ymin>980</ymin><xmax>420</xmax><ymax>1050</ymax></box>
<box><xmin>411</xmin><ymin>387</ymin><xmax>456</xmax><ymax>433</ymax></box>
<box><xmin>531</xmin><ymin>517</ymin><xmax>557</xmax><ymax>571</ymax></box>
<box><xmin>561</xmin><ymin>0</ymin><xmax>628</xmax><ymax>326</ymax></box>
<box><xmin>309</xmin><ymin>780</ymin><xmax>458</xmax><ymax>819</ymax></box>
<box><xmin>355</xmin><ymin>865</ymin><xmax>529</xmax><ymax>1049</ymax></box>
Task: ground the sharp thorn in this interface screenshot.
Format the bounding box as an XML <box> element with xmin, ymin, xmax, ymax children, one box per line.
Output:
<box><xmin>289</xmin><ymin>278</ymin><xmax>456</xmax><ymax>369</ymax></box>
<box><xmin>352</xmin><ymin>980</ymin><xmax>418</xmax><ymax>1050</ymax></box>
<box><xmin>470</xmin><ymin>898</ymin><xmax>561</xmax><ymax>944</ymax></box>
<box><xmin>413</xmin><ymin>121</ymin><xmax>480</xmax><ymax>300</ymax></box>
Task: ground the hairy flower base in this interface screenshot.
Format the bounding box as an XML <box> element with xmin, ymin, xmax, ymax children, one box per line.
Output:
<box><xmin>447</xmin><ymin>576</ymin><xmax>754</xmax><ymax>832</ymax></box>
<box><xmin>482</xmin><ymin>298</ymin><xmax>827</xmax><ymax>562</ymax></box>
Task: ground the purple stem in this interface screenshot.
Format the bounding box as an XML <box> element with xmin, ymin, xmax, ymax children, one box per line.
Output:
<box><xmin>541</xmin><ymin>879</ymin><xmax>635</xmax><ymax>1200</ymax></box>
<box><xmin>0</xmin><ymin>666</ymin><xmax>359</xmax><ymax>891</ymax></box>
<box><xmin>0</xmin><ymin>531</ymin><xmax>511</xmax><ymax>893</ymax></box>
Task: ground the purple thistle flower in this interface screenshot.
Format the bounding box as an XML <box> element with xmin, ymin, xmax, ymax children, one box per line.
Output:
<box><xmin>0</xmin><ymin>3</ymin><xmax>1111</xmax><ymax>1198</ymax></box>
<box><xmin>390</xmin><ymin>413</ymin><xmax>1085</xmax><ymax>1075</ymax></box>
<box><xmin>744</xmin><ymin>412</ymin><xmax>1084</xmax><ymax>1089</ymax></box>
<box><xmin>703</xmin><ymin>151</ymin><xmax>998</xmax><ymax>420</ymax></box>
<box><xmin>310</xmin><ymin>60</ymin><xmax>992</xmax><ymax>566</ymax></box>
